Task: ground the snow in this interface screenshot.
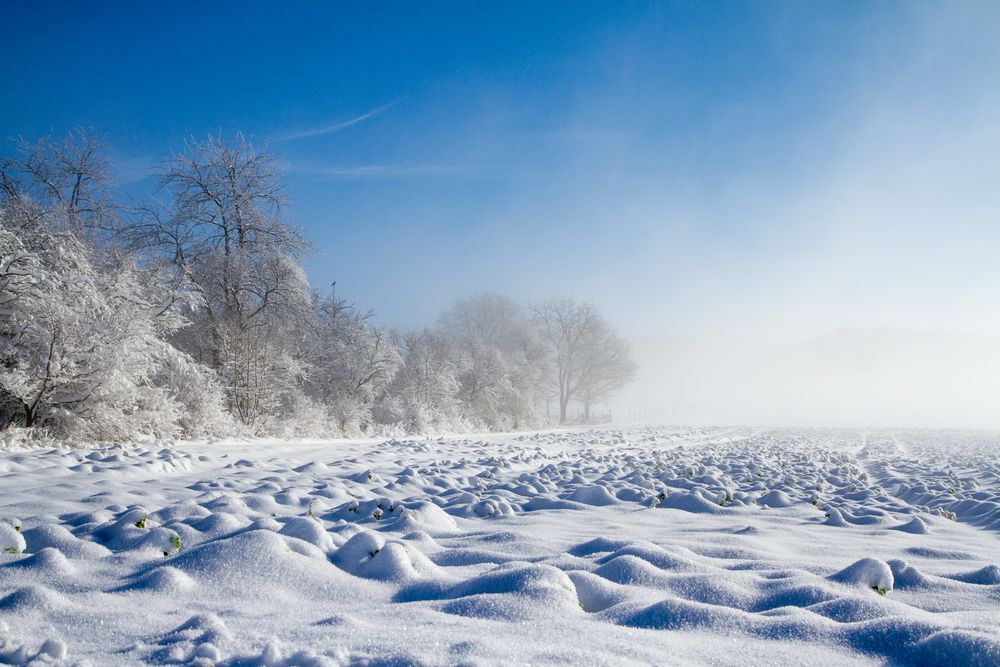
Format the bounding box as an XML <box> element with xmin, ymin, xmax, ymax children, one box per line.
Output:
<box><xmin>1</xmin><ymin>426</ymin><xmax>999</xmax><ymax>665</ymax></box>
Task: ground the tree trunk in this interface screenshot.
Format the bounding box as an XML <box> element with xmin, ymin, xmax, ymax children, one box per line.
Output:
<box><xmin>559</xmin><ymin>396</ymin><xmax>568</xmax><ymax>423</ymax></box>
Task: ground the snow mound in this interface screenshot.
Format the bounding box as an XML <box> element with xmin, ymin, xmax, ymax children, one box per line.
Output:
<box><xmin>116</xmin><ymin>566</ymin><xmax>196</xmax><ymax>594</ymax></box>
<box><xmin>2</xmin><ymin>547</ymin><xmax>75</xmax><ymax>577</ymax></box>
<box><xmin>329</xmin><ymin>529</ymin><xmax>440</xmax><ymax>582</ymax></box>
<box><xmin>386</xmin><ymin>501</ymin><xmax>459</xmax><ymax>533</ymax></box>
<box><xmin>946</xmin><ymin>564</ymin><xmax>1000</xmax><ymax>585</ymax></box>
<box><xmin>656</xmin><ymin>489</ymin><xmax>726</xmax><ymax>514</ymax></box>
<box><xmin>435</xmin><ymin>563</ymin><xmax>580</xmax><ymax>621</ymax></box>
<box><xmin>886</xmin><ymin>559</ymin><xmax>932</xmax><ymax>589</ymax></box>
<box><xmin>830</xmin><ymin>558</ymin><xmax>894</xmax><ymax>595</ymax></box>
<box><xmin>0</xmin><ymin>585</ymin><xmax>74</xmax><ymax>613</ymax></box>
<box><xmin>566</xmin><ymin>485</ymin><xmax>619</xmax><ymax>506</ymax></box>
<box><xmin>892</xmin><ymin>516</ymin><xmax>929</xmax><ymax>534</ymax></box>
<box><xmin>277</xmin><ymin>516</ymin><xmax>336</xmax><ymax>551</ymax></box>
<box><xmin>912</xmin><ymin>629</ymin><xmax>1000</xmax><ymax>665</ymax></box>
<box><xmin>823</xmin><ymin>508</ymin><xmax>850</xmax><ymax>527</ymax></box>
<box><xmin>757</xmin><ymin>490</ymin><xmax>794</xmax><ymax>508</ymax></box>
<box><xmin>168</xmin><ymin>529</ymin><xmax>346</xmax><ymax>595</ymax></box>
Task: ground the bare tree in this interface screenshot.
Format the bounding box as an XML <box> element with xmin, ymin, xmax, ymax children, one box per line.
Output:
<box><xmin>533</xmin><ymin>297</ymin><xmax>636</xmax><ymax>423</ymax></box>
<box><xmin>126</xmin><ymin>134</ymin><xmax>313</xmax><ymax>429</ymax></box>
<box><xmin>0</xmin><ymin>128</ymin><xmax>115</xmax><ymax>235</ymax></box>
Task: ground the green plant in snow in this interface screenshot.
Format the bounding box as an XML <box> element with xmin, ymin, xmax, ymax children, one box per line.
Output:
<box><xmin>134</xmin><ymin>514</ymin><xmax>148</xmax><ymax>529</ymax></box>
<box><xmin>163</xmin><ymin>534</ymin><xmax>181</xmax><ymax>557</ymax></box>
<box><xmin>372</xmin><ymin>508</ymin><xmax>383</xmax><ymax>521</ymax></box>
<box><xmin>871</xmin><ymin>585</ymin><xmax>887</xmax><ymax>596</ymax></box>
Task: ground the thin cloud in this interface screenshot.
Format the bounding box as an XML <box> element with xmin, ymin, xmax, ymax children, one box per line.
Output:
<box><xmin>286</xmin><ymin>162</ymin><xmax>484</xmax><ymax>181</ymax></box>
<box><xmin>277</xmin><ymin>100</ymin><xmax>399</xmax><ymax>143</ymax></box>
<box><xmin>111</xmin><ymin>152</ymin><xmax>158</xmax><ymax>186</ymax></box>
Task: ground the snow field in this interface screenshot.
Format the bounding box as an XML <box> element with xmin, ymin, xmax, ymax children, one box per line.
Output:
<box><xmin>1</xmin><ymin>426</ymin><xmax>999</xmax><ymax>665</ymax></box>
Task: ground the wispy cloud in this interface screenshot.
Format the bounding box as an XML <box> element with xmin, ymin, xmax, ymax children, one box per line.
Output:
<box><xmin>284</xmin><ymin>161</ymin><xmax>486</xmax><ymax>181</ymax></box>
<box><xmin>111</xmin><ymin>152</ymin><xmax>158</xmax><ymax>186</ymax></box>
<box><xmin>276</xmin><ymin>100</ymin><xmax>399</xmax><ymax>143</ymax></box>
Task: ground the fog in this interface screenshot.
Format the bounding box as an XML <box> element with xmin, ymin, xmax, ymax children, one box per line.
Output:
<box><xmin>595</xmin><ymin>6</ymin><xmax>1000</xmax><ymax>429</ymax></box>
<box><xmin>612</xmin><ymin>329</ymin><xmax>1000</xmax><ymax>429</ymax></box>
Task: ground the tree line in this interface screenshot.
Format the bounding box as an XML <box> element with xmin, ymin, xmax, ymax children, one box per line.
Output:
<box><xmin>0</xmin><ymin>131</ymin><xmax>636</xmax><ymax>441</ymax></box>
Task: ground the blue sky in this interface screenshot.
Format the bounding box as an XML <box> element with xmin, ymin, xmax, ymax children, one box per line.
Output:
<box><xmin>6</xmin><ymin>1</ymin><xmax>1000</xmax><ymax>339</ymax></box>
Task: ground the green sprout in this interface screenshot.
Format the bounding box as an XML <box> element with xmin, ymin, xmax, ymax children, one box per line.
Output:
<box><xmin>134</xmin><ymin>514</ymin><xmax>148</xmax><ymax>529</ymax></box>
<box><xmin>163</xmin><ymin>534</ymin><xmax>181</xmax><ymax>557</ymax></box>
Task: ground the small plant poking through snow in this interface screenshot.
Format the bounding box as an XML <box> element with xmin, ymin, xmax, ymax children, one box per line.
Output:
<box><xmin>162</xmin><ymin>534</ymin><xmax>182</xmax><ymax>557</ymax></box>
<box><xmin>1</xmin><ymin>521</ymin><xmax>26</xmax><ymax>555</ymax></box>
<box><xmin>372</xmin><ymin>508</ymin><xmax>383</xmax><ymax>521</ymax></box>
<box><xmin>134</xmin><ymin>514</ymin><xmax>148</xmax><ymax>529</ymax></box>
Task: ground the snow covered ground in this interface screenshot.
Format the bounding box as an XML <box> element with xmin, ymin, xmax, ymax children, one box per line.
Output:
<box><xmin>1</xmin><ymin>426</ymin><xmax>999</xmax><ymax>666</ymax></box>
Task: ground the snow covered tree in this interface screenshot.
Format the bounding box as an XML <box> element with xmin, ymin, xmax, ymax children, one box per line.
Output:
<box><xmin>533</xmin><ymin>297</ymin><xmax>636</xmax><ymax>423</ymax></box>
<box><xmin>437</xmin><ymin>292</ymin><xmax>548</xmax><ymax>428</ymax></box>
<box><xmin>0</xmin><ymin>129</ymin><xmax>115</xmax><ymax>236</ymax></box>
<box><xmin>0</xmin><ymin>213</ymin><xmax>191</xmax><ymax>437</ymax></box>
<box><xmin>380</xmin><ymin>329</ymin><xmax>461</xmax><ymax>432</ymax></box>
<box><xmin>304</xmin><ymin>292</ymin><xmax>402</xmax><ymax>433</ymax></box>
<box><xmin>128</xmin><ymin>134</ymin><xmax>313</xmax><ymax>432</ymax></box>
<box><xmin>0</xmin><ymin>132</ymin><xmax>230</xmax><ymax>439</ymax></box>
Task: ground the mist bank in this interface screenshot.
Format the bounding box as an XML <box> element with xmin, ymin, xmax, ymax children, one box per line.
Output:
<box><xmin>613</xmin><ymin>327</ymin><xmax>1000</xmax><ymax>430</ymax></box>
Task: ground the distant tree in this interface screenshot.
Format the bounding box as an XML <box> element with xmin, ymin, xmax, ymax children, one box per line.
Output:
<box><xmin>437</xmin><ymin>292</ymin><xmax>548</xmax><ymax>428</ymax></box>
<box><xmin>381</xmin><ymin>329</ymin><xmax>461</xmax><ymax>432</ymax></box>
<box><xmin>305</xmin><ymin>291</ymin><xmax>402</xmax><ymax>433</ymax></box>
<box><xmin>533</xmin><ymin>297</ymin><xmax>636</xmax><ymax>423</ymax></box>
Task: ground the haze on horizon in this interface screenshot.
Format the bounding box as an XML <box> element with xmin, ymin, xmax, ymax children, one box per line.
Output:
<box><xmin>5</xmin><ymin>1</ymin><xmax>1000</xmax><ymax>429</ymax></box>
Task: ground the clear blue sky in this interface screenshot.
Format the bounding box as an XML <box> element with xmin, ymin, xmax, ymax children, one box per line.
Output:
<box><xmin>6</xmin><ymin>1</ymin><xmax>1000</xmax><ymax>338</ymax></box>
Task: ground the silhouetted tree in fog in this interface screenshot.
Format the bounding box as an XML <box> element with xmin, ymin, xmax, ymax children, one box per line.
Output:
<box><xmin>533</xmin><ymin>297</ymin><xmax>636</xmax><ymax>423</ymax></box>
